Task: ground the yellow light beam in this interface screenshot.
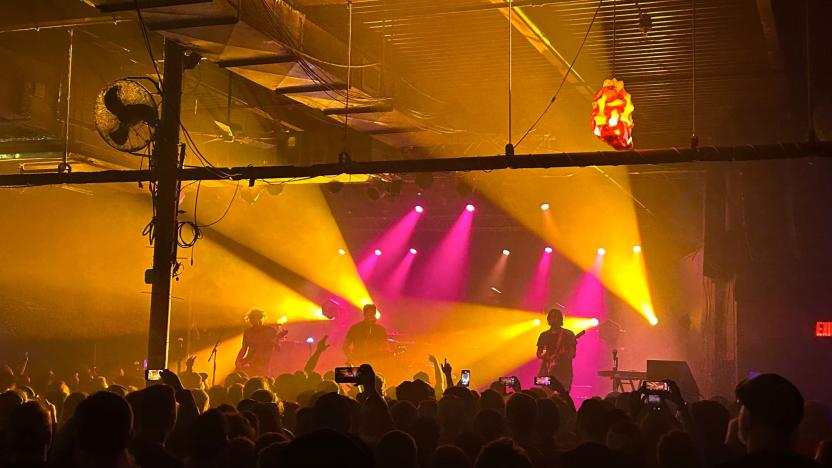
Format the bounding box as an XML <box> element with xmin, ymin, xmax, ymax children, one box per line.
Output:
<box><xmin>463</xmin><ymin>167</ymin><xmax>656</xmax><ymax>324</ymax></box>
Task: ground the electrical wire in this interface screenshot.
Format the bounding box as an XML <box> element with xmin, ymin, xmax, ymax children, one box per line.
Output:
<box><xmin>515</xmin><ymin>0</ymin><xmax>605</xmax><ymax>149</ymax></box>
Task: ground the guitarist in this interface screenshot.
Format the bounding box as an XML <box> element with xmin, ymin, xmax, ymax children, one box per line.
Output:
<box><xmin>536</xmin><ymin>308</ymin><xmax>577</xmax><ymax>391</ymax></box>
<box><xmin>235</xmin><ymin>308</ymin><xmax>287</xmax><ymax>377</ymax></box>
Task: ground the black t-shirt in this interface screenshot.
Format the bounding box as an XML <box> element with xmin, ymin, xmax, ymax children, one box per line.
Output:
<box><xmin>345</xmin><ymin>321</ymin><xmax>387</xmax><ymax>361</ymax></box>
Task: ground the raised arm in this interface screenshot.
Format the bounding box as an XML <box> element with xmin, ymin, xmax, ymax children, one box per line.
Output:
<box><xmin>428</xmin><ymin>355</ymin><xmax>444</xmax><ymax>398</ymax></box>
<box><xmin>304</xmin><ymin>335</ymin><xmax>330</xmax><ymax>374</ymax></box>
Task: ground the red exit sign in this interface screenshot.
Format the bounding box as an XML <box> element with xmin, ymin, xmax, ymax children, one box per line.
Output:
<box><xmin>816</xmin><ymin>322</ymin><xmax>832</xmax><ymax>337</ymax></box>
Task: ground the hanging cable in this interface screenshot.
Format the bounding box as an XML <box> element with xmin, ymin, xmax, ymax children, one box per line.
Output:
<box><xmin>612</xmin><ymin>0</ymin><xmax>616</xmax><ymax>78</ymax></box>
<box><xmin>691</xmin><ymin>0</ymin><xmax>698</xmax><ymax>150</ymax></box>
<box><xmin>343</xmin><ymin>0</ymin><xmax>353</xmax><ymax>159</ymax></box>
<box><xmin>515</xmin><ymin>0</ymin><xmax>604</xmax><ymax>150</ymax></box>
<box><xmin>806</xmin><ymin>0</ymin><xmax>814</xmax><ymax>141</ymax></box>
<box><xmin>60</xmin><ymin>28</ymin><xmax>74</xmax><ymax>174</ymax></box>
<box><xmin>506</xmin><ymin>0</ymin><xmax>514</xmax><ymax>156</ymax></box>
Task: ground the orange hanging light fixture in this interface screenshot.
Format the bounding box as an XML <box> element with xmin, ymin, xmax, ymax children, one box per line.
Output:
<box><xmin>591</xmin><ymin>78</ymin><xmax>635</xmax><ymax>150</ymax></box>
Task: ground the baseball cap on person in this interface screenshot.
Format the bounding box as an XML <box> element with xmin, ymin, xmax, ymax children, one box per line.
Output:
<box><xmin>735</xmin><ymin>373</ymin><xmax>804</xmax><ymax>435</ymax></box>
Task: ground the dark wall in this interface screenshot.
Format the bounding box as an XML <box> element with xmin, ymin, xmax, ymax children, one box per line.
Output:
<box><xmin>726</xmin><ymin>158</ymin><xmax>832</xmax><ymax>403</ymax></box>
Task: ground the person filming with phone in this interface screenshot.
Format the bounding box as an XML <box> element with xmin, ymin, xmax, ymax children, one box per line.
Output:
<box><xmin>536</xmin><ymin>308</ymin><xmax>577</xmax><ymax>391</ymax></box>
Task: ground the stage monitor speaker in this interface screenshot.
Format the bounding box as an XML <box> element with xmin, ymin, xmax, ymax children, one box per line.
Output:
<box><xmin>647</xmin><ymin>360</ymin><xmax>701</xmax><ymax>402</ymax></box>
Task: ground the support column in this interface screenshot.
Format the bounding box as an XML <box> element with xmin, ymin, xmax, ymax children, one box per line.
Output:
<box><xmin>147</xmin><ymin>40</ymin><xmax>185</xmax><ymax>370</ymax></box>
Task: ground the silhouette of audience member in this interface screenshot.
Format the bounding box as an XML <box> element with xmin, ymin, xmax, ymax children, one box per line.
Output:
<box><xmin>689</xmin><ymin>400</ymin><xmax>734</xmax><ymax>467</ymax></box>
<box><xmin>720</xmin><ymin>373</ymin><xmax>820</xmax><ymax>468</ymax></box>
<box><xmin>375</xmin><ymin>430</ymin><xmax>418</xmax><ymax>468</ymax></box>
<box><xmin>431</xmin><ymin>444</ymin><xmax>471</xmax><ymax>468</ymax></box>
<box><xmin>473</xmin><ymin>438</ymin><xmax>532</xmax><ymax>468</ymax></box>
<box><xmin>5</xmin><ymin>401</ymin><xmax>52</xmax><ymax>467</ymax></box>
<box><xmin>474</xmin><ymin>410</ymin><xmax>505</xmax><ymax>443</ymax></box>
<box><xmin>391</xmin><ymin>400</ymin><xmax>418</xmax><ymax>430</ymax></box>
<box><xmin>281</xmin><ymin>429</ymin><xmax>372</xmax><ymax>468</ymax></box>
<box><xmin>561</xmin><ymin>442</ymin><xmax>615</xmax><ymax>468</ymax></box>
<box><xmin>73</xmin><ymin>391</ymin><xmax>134</xmax><ymax>468</ymax></box>
<box><xmin>313</xmin><ymin>393</ymin><xmax>352</xmax><ymax>433</ymax></box>
<box><xmin>576</xmin><ymin>398</ymin><xmax>612</xmax><ymax>444</ymax></box>
<box><xmin>657</xmin><ymin>430</ymin><xmax>700</xmax><ymax>468</ymax></box>
<box><xmin>188</xmin><ymin>409</ymin><xmax>230</xmax><ymax>468</ymax></box>
<box><xmin>129</xmin><ymin>384</ymin><xmax>183</xmax><ymax>468</ymax></box>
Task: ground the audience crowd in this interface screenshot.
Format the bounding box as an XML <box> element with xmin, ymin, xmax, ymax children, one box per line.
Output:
<box><xmin>0</xmin><ymin>339</ymin><xmax>830</xmax><ymax>468</ymax></box>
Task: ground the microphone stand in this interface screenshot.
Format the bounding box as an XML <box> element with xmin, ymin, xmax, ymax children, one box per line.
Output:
<box><xmin>612</xmin><ymin>349</ymin><xmax>621</xmax><ymax>393</ymax></box>
<box><xmin>207</xmin><ymin>334</ymin><xmax>221</xmax><ymax>388</ymax></box>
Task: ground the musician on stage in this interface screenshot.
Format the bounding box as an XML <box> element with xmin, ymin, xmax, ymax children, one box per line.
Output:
<box><xmin>343</xmin><ymin>304</ymin><xmax>388</xmax><ymax>365</ymax></box>
<box><xmin>235</xmin><ymin>308</ymin><xmax>286</xmax><ymax>377</ymax></box>
<box><xmin>536</xmin><ymin>308</ymin><xmax>577</xmax><ymax>391</ymax></box>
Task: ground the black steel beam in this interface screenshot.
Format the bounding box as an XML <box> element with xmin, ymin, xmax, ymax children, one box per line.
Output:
<box><xmin>97</xmin><ymin>0</ymin><xmax>211</xmax><ymax>13</ymax></box>
<box><xmin>1</xmin><ymin>142</ymin><xmax>829</xmax><ymax>188</ymax></box>
<box><xmin>274</xmin><ymin>83</ymin><xmax>348</xmax><ymax>95</ymax></box>
<box><xmin>147</xmin><ymin>40</ymin><xmax>186</xmax><ymax>372</ymax></box>
<box><xmin>365</xmin><ymin>127</ymin><xmax>421</xmax><ymax>135</ymax></box>
<box><xmin>147</xmin><ymin>16</ymin><xmax>239</xmax><ymax>31</ymax></box>
<box><xmin>217</xmin><ymin>54</ymin><xmax>297</xmax><ymax>68</ymax></box>
<box><xmin>323</xmin><ymin>105</ymin><xmax>393</xmax><ymax>115</ymax></box>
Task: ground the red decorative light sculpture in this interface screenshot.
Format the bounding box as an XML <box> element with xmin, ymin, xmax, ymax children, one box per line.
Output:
<box><xmin>591</xmin><ymin>78</ymin><xmax>635</xmax><ymax>150</ymax></box>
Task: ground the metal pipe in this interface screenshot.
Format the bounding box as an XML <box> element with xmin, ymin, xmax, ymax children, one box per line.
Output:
<box><xmin>0</xmin><ymin>141</ymin><xmax>829</xmax><ymax>188</ymax></box>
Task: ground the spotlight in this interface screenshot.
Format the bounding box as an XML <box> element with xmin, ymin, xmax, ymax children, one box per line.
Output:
<box><xmin>544</xmin><ymin>247</ymin><xmax>553</xmax><ymax>254</ymax></box>
<box><xmin>265</xmin><ymin>183</ymin><xmax>284</xmax><ymax>196</ymax></box>
<box><xmin>306</xmin><ymin>337</ymin><xmax>315</xmax><ymax>344</ymax></box>
<box><xmin>502</xmin><ymin>249</ymin><xmax>511</xmax><ymax>256</ymax></box>
<box><xmin>338</xmin><ymin>249</ymin><xmax>346</xmax><ymax>256</ymax></box>
<box><xmin>321</xmin><ymin>299</ymin><xmax>341</xmax><ymax>320</ymax></box>
<box><xmin>590</xmin><ymin>318</ymin><xmax>600</xmax><ymax>327</ymax></box>
<box><xmin>648</xmin><ymin>316</ymin><xmax>658</xmax><ymax>326</ymax></box>
<box><xmin>374</xmin><ymin>249</ymin><xmax>383</xmax><ymax>256</ymax></box>
<box><xmin>597</xmin><ymin>247</ymin><xmax>606</xmax><ymax>255</ymax></box>
<box><xmin>540</xmin><ymin>203</ymin><xmax>550</xmax><ymax>211</ymax></box>
<box><xmin>279</xmin><ymin>316</ymin><xmax>288</xmax><ymax>324</ymax></box>
<box><xmin>375</xmin><ymin>310</ymin><xmax>381</xmax><ymax>320</ymax></box>
<box><xmin>632</xmin><ymin>245</ymin><xmax>642</xmax><ymax>253</ymax></box>
<box><xmin>466</xmin><ymin>204</ymin><xmax>476</xmax><ymax>212</ymax></box>
<box><xmin>326</xmin><ymin>181</ymin><xmax>344</xmax><ymax>193</ymax></box>
<box><xmin>534</xmin><ymin>318</ymin><xmax>541</xmax><ymax>326</ymax></box>
<box><xmin>409</xmin><ymin>248</ymin><xmax>418</xmax><ymax>255</ymax></box>
<box><xmin>414</xmin><ymin>205</ymin><xmax>424</xmax><ymax>213</ymax></box>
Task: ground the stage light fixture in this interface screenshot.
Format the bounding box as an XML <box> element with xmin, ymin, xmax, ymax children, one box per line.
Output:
<box><xmin>279</xmin><ymin>316</ymin><xmax>288</xmax><ymax>324</ymax></box>
<box><xmin>415</xmin><ymin>205</ymin><xmax>424</xmax><ymax>213</ymax></box>
<box><xmin>632</xmin><ymin>245</ymin><xmax>642</xmax><ymax>253</ymax></box>
<box><xmin>409</xmin><ymin>248</ymin><xmax>418</xmax><ymax>255</ymax></box>
<box><xmin>534</xmin><ymin>318</ymin><xmax>541</xmax><ymax>326</ymax></box>
<box><xmin>326</xmin><ymin>181</ymin><xmax>344</xmax><ymax>193</ymax></box>
<box><xmin>375</xmin><ymin>310</ymin><xmax>382</xmax><ymax>320</ymax></box>
<box><xmin>338</xmin><ymin>249</ymin><xmax>346</xmax><ymax>255</ymax></box>
<box><xmin>597</xmin><ymin>247</ymin><xmax>606</xmax><ymax>255</ymax></box>
<box><xmin>306</xmin><ymin>337</ymin><xmax>315</xmax><ymax>344</ymax></box>
<box><xmin>544</xmin><ymin>247</ymin><xmax>553</xmax><ymax>254</ymax></box>
<box><xmin>321</xmin><ymin>299</ymin><xmax>341</xmax><ymax>320</ymax></box>
<box><xmin>540</xmin><ymin>203</ymin><xmax>550</xmax><ymax>211</ymax></box>
<box><xmin>466</xmin><ymin>204</ymin><xmax>476</xmax><ymax>212</ymax></box>
<box><xmin>590</xmin><ymin>318</ymin><xmax>600</xmax><ymax>327</ymax></box>
<box><xmin>502</xmin><ymin>249</ymin><xmax>511</xmax><ymax>256</ymax></box>
<box><xmin>374</xmin><ymin>249</ymin><xmax>383</xmax><ymax>256</ymax></box>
